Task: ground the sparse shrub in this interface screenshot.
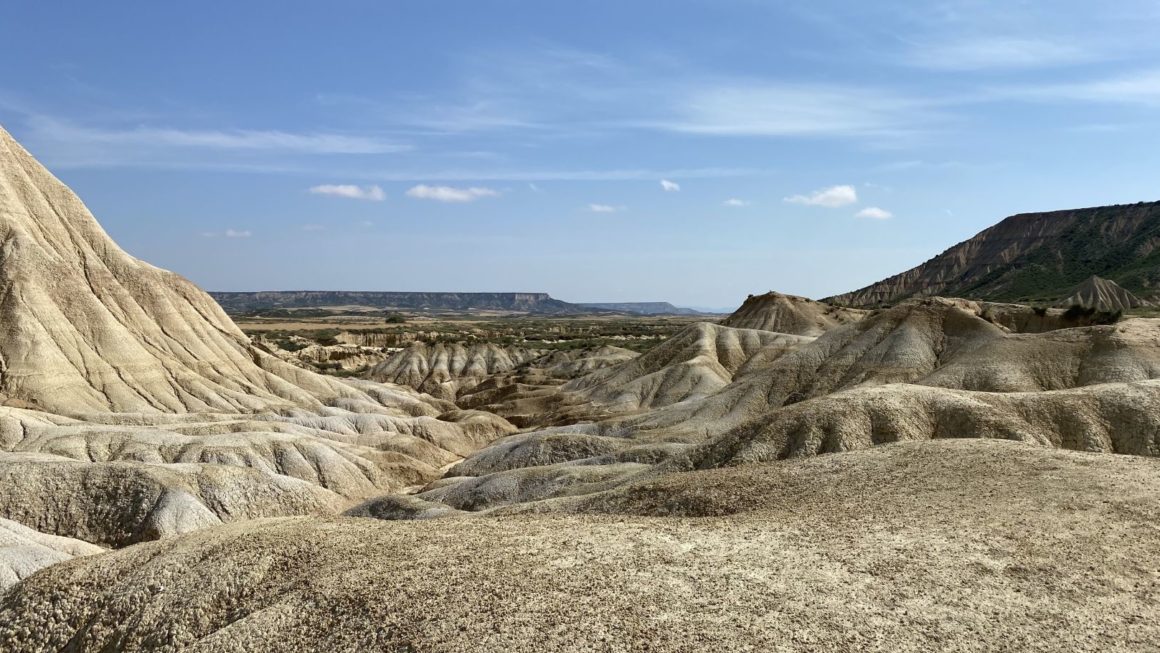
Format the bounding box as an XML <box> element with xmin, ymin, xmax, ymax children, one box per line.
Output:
<box><xmin>1061</xmin><ymin>305</ymin><xmax>1122</xmax><ymax>325</ymax></box>
<box><xmin>276</xmin><ymin>339</ymin><xmax>308</xmax><ymax>352</ymax></box>
<box><xmin>1062</xmin><ymin>304</ymin><xmax>1096</xmax><ymax>321</ymax></box>
<box><xmin>313</xmin><ymin>329</ymin><xmax>342</xmax><ymax>346</ymax></box>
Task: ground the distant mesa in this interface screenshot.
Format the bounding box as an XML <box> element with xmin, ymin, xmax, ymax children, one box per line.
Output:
<box><xmin>210</xmin><ymin>291</ymin><xmax>580</xmax><ymax>315</ymax></box>
<box><xmin>827</xmin><ymin>200</ymin><xmax>1160</xmax><ymax>307</ymax></box>
<box><xmin>576</xmin><ymin>302</ymin><xmax>713</xmax><ymax>316</ymax></box>
<box><xmin>210</xmin><ymin>292</ymin><xmax>711</xmax><ymax>316</ymax></box>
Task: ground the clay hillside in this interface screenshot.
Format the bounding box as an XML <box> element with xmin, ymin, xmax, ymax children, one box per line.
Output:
<box><xmin>827</xmin><ymin>201</ymin><xmax>1160</xmax><ymax>307</ymax></box>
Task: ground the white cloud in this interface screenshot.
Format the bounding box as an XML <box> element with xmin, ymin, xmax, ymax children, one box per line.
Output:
<box><xmin>301</xmin><ymin>224</ymin><xmax>326</xmax><ymax>232</ymax></box>
<box><xmin>201</xmin><ymin>229</ymin><xmax>253</xmax><ymax>238</ymax></box>
<box><xmin>660</xmin><ymin>179</ymin><xmax>681</xmax><ymax>192</ymax></box>
<box><xmin>405</xmin><ymin>184</ymin><xmax>499</xmax><ymax>203</ymax></box>
<box><xmin>908</xmin><ymin>38</ymin><xmax>1094</xmax><ymax>71</ymax></box>
<box><xmin>308</xmin><ymin>184</ymin><xmax>385</xmax><ymax>201</ymax></box>
<box><xmin>723</xmin><ymin>198</ymin><xmax>751</xmax><ymax>207</ymax></box>
<box><xmin>784</xmin><ymin>185</ymin><xmax>858</xmax><ymax>208</ymax></box>
<box><xmin>855</xmin><ymin>207</ymin><xmax>893</xmax><ymax>220</ymax></box>
<box><xmin>588</xmin><ymin>204</ymin><xmax>625</xmax><ymax>213</ymax></box>
<box><xmin>362</xmin><ymin>166</ymin><xmax>769</xmax><ymax>182</ymax></box>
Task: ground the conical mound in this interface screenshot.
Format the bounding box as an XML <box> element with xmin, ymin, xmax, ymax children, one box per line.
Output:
<box><xmin>721</xmin><ymin>291</ymin><xmax>866</xmax><ymax>336</ymax></box>
<box><xmin>1055</xmin><ymin>275</ymin><xmax>1147</xmax><ymax>312</ymax></box>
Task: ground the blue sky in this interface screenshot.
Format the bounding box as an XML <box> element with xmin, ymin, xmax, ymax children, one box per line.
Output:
<box><xmin>2</xmin><ymin>1</ymin><xmax>1159</xmax><ymax>308</ymax></box>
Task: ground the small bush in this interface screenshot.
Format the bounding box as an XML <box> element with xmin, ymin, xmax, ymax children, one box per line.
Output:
<box><xmin>1062</xmin><ymin>304</ymin><xmax>1096</xmax><ymax>321</ymax></box>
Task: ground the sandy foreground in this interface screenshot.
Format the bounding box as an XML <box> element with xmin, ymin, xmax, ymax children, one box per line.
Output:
<box><xmin>2</xmin><ymin>439</ymin><xmax>1157</xmax><ymax>652</ymax></box>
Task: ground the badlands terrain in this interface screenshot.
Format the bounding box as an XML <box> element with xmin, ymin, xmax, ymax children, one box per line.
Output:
<box><xmin>0</xmin><ymin>122</ymin><xmax>1159</xmax><ymax>651</ymax></box>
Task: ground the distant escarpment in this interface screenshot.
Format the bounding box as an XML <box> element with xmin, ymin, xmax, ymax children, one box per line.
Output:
<box><xmin>577</xmin><ymin>302</ymin><xmax>706</xmax><ymax>315</ymax></box>
<box><xmin>828</xmin><ymin>201</ymin><xmax>1160</xmax><ymax>307</ymax></box>
<box><xmin>210</xmin><ymin>291</ymin><xmax>582</xmax><ymax>315</ymax></box>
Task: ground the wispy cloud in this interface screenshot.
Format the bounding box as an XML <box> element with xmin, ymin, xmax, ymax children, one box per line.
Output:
<box><xmin>26</xmin><ymin>115</ymin><xmax>407</xmax><ymax>154</ymax></box>
<box><xmin>650</xmin><ymin>83</ymin><xmax>935</xmax><ymax>139</ymax></box>
<box><xmin>202</xmin><ymin>228</ymin><xmax>253</xmax><ymax>238</ymax></box>
<box><xmin>1002</xmin><ymin>68</ymin><xmax>1160</xmax><ymax>106</ymax></box>
<box><xmin>784</xmin><ymin>185</ymin><xmax>858</xmax><ymax>207</ymax></box>
<box><xmin>588</xmin><ymin>203</ymin><xmax>625</xmax><ymax>213</ymax></box>
<box><xmin>344</xmin><ymin>45</ymin><xmax>939</xmax><ymax>142</ymax></box>
<box><xmin>301</xmin><ymin>224</ymin><xmax>326</xmax><ymax>232</ymax></box>
<box><xmin>405</xmin><ymin>184</ymin><xmax>499</xmax><ymax>203</ymax></box>
<box><xmin>905</xmin><ymin>38</ymin><xmax>1096</xmax><ymax>71</ymax></box>
<box><xmin>309</xmin><ymin>184</ymin><xmax>385</xmax><ymax>201</ymax></box>
<box><xmin>660</xmin><ymin>179</ymin><xmax>681</xmax><ymax>192</ymax></box>
<box><xmin>855</xmin><ymin>207</ymin><xmax>893</xmax><ymax>219</ymax></box>
<box><xmin>723</xmin><ymin>198</ymin><xmax>751</xmax><ymax>207</ymax></box>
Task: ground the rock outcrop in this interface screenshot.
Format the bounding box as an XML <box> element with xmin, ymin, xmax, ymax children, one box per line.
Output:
<box><xmin>0</xmin><ymin>518</ymin><xmax>103</xmax><ymax>592</ymax></box>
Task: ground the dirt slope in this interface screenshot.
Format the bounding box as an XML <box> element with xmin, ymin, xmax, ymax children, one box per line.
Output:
<box><xmin>3</xmin><ymin>440</ymin><xmax>1158</xmax><ymax>652</ymax></box>
<box><xmin>0</xmin><ymin>125</ymin><xmax>515</xmax><ymax>545</ymax></box>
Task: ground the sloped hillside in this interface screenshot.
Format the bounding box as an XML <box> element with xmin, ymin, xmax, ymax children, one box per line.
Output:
<box><xmin>368</xmin><ymin>343</ymin><xmax>545</xmax><ymax>400</ymax></box>
<box><xmin>6</xmin><ymin>440</ymin><xmax>1160</xmax><ymax>652</ymax></box>
<box><xmin>828</xmin><ymin>201</ymin><xmax>1160</xmax><ymax>306</ymax></box>
<box><xmin>0</xmin><ymin>125</ymin><xmax>515</xmax><ymax>546</ymax></box>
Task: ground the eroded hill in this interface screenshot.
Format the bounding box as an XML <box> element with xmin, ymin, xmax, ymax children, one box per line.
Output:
<box><xmin>828</xmin><ymin>201</ymin><xmax>1160</xmax><ymax>306</ymax></box>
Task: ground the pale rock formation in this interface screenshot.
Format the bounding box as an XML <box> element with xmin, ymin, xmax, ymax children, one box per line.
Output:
<box><xmin>0</xmin><ymin>518</ymin><xmax>103</xmax><ymax>592</ymax></box>
<box><xmin>0</xmin><ymin>125</ymin><xmax>514</xmax><ymax>545</ymax></box>
<box><xmin>368</xmin><ymin>342</ymin><xmax>545</xmax><ymax>399</ymax></box>
<box><xmin>396</xmin><ymin>298</ymin><xmax>1160</xmax><ymax>514</ymax></box>
<box><xmin>1056</xmin><ymin>275</ymin><xmax>1147</xmax><ymax>312</ymax></box>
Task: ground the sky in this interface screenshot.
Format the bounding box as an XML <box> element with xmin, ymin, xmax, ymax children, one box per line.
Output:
<box><xmin>2</xmin><ymin>1</ymin><xmax>1159</xmax><ymax>309</ymax></box>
